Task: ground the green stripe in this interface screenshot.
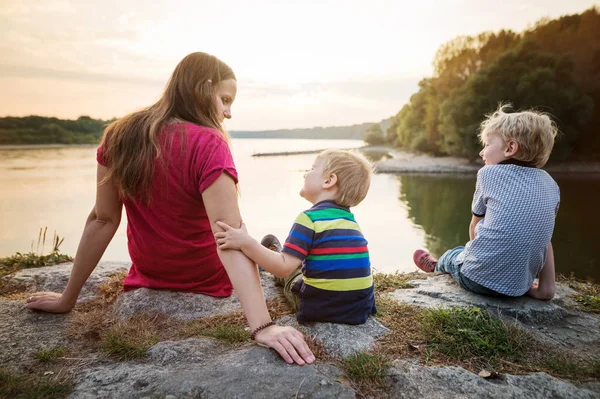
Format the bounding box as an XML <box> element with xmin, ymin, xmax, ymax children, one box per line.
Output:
<box><xmin>307</xmin><ymin>253</ymin><xmax>369</xmax><ymax>260</ymax></box>
<box><xmin>306</xmin><ymin>208</ymin><xmax>354</xmax><ymax>221</ymax></box>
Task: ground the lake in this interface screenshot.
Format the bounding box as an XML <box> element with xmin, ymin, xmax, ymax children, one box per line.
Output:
<box><xmin>0</xmin><ymin>139</ymin><xmax>598</xmax><ymax>282</ymax></box>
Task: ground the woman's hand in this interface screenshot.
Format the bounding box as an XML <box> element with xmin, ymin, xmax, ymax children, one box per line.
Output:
<box><xmin>254</xmin><ymin>325</ymin><xmax>315</xmax><ymax>365</ymax></box>
<box><xmin>215</xmin><ymin>221</ymin><xmax>251</xmax><ymax>250</ymax></box>
<box><xmin>25</xmin><ymin>292</ymin><xmax>75</xmax><ymax>313</ymax></box>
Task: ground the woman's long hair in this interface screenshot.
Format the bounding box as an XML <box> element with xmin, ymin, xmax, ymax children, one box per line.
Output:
<box><xmin>100</xmin><ymin>52</ymin><xmax>236</xmax><ymax>202</ymax></box>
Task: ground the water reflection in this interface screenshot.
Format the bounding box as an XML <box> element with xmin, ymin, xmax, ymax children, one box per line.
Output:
<box><xmin>551</xmin><ymin>175</ymin><xmax>600</xmax><ymax>281</ymax></box>
<box><xmin>397</xmin><ymin>173</ymin><xmax>599</xmax><ymax>282</ymax></box>
<box><xmin>397</xmin><ymin>174</ymin><xmax>475</xmax><ymax>258</ymax></box>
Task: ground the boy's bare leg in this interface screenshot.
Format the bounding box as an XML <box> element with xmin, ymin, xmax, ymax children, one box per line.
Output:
<box><xmin>527</xmin><ymin>243</ymin><xmax>556</xmax><ymax>300</ymax></box>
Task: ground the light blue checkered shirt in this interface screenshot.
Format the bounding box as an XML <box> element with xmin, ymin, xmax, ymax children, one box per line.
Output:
<box><xmin>457</xmin><ymin>163</ymin><xmax>560</xmax><ymax>296</ymax></box>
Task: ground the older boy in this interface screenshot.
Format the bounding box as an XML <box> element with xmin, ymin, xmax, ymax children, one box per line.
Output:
<box><xmin>215</xmin><ymin>149</ymin><xmax>376</xmax><ymax>324</ymax></box>
<box><xmin>413</xmin><ymin>105</ymin><xmax>559</xmax><ymax>300</ymax></box>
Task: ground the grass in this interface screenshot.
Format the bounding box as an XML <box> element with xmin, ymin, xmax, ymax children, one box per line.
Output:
<box><xmin>339</xmin><ymin>352</ymin><xmax>391</xmax><ymax>397</ymax></box>
<box><xmin>198</xmin><ymin>326</ymin><xmax>250</xmax><ymax>343</ymax></box>
<box><xmin>34</xmin><ymin>347</ymin><xmax>68</xmax><ymax>363</ymax></box>
<box><xmin>420</xmin><ymin>307</ymin><xmax>528</xmax><ymax>366</ymax></box>
<box><xmin>538</xmin><ymin>353</ymin><xmax>600</xmax><ymax>381</ymax></box>
<box><xmin>101</xmin><ymin>314</ymin><xmax>171</xmax><ymax>360</ymax></box>
<box><xmin>374</xmin><ymin>296</ymin><xmax>425</xmax><ymax>357</ymax></box>
<box><xmin>373</xmin><ymin>271</ymin><xmax>425</xmax><ymax>293</ymax></box>
<box><xmin>558</xmin><ymin>275</ymin><xmax>600</xmax><ymax>313</ymax></box>
<box><xmin>0</xmin><ymin>228</ymin><xmax>72</xmax><ymax>274</ymax></box>
<box><xmin>0</xmin><ymin>368</ymin><xmax>73</xmax><ymax>399</ymax></box>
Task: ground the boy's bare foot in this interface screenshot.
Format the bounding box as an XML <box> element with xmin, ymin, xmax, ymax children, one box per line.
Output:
<box><xmin>413</xmin><ymin>249</ymin><xmax>438</xmax><ymax>273</ymax></box>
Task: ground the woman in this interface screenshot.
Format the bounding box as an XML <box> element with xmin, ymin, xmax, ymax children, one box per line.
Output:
<box><xmin>26</xmin><ymin>52</ymin><xmax>315</xmax><ymax>366</ymax></box>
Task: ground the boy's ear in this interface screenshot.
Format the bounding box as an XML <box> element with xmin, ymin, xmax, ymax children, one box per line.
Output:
<box><xmin>504</xmin><ymin>140</ymin><xmax>519</xmax><ymax>157</ymax></box>
<box><xmin>323</xmin><ymin>173</ymin><xmax>337</xmax><ymax>189</ymax></box>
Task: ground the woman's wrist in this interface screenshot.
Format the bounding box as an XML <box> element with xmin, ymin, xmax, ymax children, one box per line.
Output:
<box><xmin>251</xmin><ymin>321</ymin><xmax>276</xmax><ymax>340</ymax></box>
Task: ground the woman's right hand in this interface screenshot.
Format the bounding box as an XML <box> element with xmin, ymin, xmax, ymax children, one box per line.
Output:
<box><xmin>254</xmin><ymin>325</ymin><xmax>315</xmax><ymax>365</ymax></box>
<box><xmin>25</xmin><ymin>292</ymin><xmax>75</xmax><ymax>313</ymax></box>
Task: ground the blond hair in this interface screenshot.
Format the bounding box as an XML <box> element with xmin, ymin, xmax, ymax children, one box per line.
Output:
<box><xmin>479</xmin><ymin>104</ymin><xmax>558</xmax><ymax>168</ymax></box>
<box><xmin>101</xmin><ymin>52</ymin><xmax>235</xmax><ymax>202</ymax></box>
<box><xmin>319</xmin><ymin>149</ymin><xmax>373</xmax><ymax>207</ymax></box>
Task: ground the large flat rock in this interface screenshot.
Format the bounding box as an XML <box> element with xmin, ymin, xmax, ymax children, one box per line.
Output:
<box><xmin>0</xmin><ymin>297</ymin><xmax>72</xmax><ymax>369</ymax></box>
<box><xmin>7</xmin><ymin>261</ymin><xmax>129</xmax><ymax>302</ymax></box>
<box><xmin>114</xmin><ymin>271</ymin><xmax>281</xmax><ymax>321</ymax></box>
<box><xmin>388</xmin><ymin>359</ymin><xmax>600</xmax><ymax>398</ymax></box>
<box><xmin>72</xmin><ymin>338</ymin><xmax>354</xmax><ymax>399</ymax></box>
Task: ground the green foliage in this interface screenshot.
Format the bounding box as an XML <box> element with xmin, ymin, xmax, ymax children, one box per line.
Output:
<box><xmin>34</xmin><ymin>347</ymin><xmax>67</xmax><ymax>363</ymax></box>
<box><xmin>0</xmin><ymin>368</ymin><xmax>73</xmax><ymax>398</ymax></box>
<box><xmin>421</xmin><ymin>307</ymin><xmax>528</xmax><ymax>363</ymax></box>
<box><xmin>200</xmin><ymin>326</ymin><xmax>250</xmax><ymax>343</ymax></box>
<box><xmin>363</xmin><ymin>123</ymin><xmax>386</xmax><ymax>146</ymax></box>
<box><xmin>373</xmin><ymin>272</ymin><xmax>421</xmax><ymax>292</ymax></box>
<box><xmin>102</xmin><ymin>326</ymin><xmax>157</xmax><ymax>360</ymax></box>
<box><xmin>438</xmin><ymin>40</ymin><xmax>593</xmax><ymax>160</ymax></box>
<box><xmin>0</xmin><ymin>115</ymin><xmax>110</xmax><ymax>145</ymax></box>
<box><xmin>390</xmin><ymin>7</ymin><xmax>600</xmax><ymax>161</ymax></box>
<box><xmin>340</xmin><ymin>352</ymin><xmax>391</xmax><ymax>392</ymax></box>
<box><xmin>0</xmin><ymin>228</ymin><xmax>72</xmax><ymax>279</ymax></box>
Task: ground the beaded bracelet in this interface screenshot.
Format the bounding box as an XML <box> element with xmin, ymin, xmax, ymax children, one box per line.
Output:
<box><xmin>250</xmin><ymin>321</ymin><xmax>276</xmax><ymax>340</ymax></box>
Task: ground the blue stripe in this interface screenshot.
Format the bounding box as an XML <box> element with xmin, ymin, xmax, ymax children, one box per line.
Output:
<box><xmin>313</xmin><ymin>228</ymin><xmax>363</xmax><ymax>242</ymax></box>
<box><xmin>289</xmin><ymin>230</ymin><xmax>312</xmax><ymax>243</ymax></box>
<box><xmin>313</xmin><ymin>235</ymin><xmax>366</xmax><ymax>245</ymax></box>
<box><xmin>305</xmin><ymin>256</ymin><xmax>371</xmax><ymax>271</ymax></box>
<box><xmin>304</xmin><ymin>266</ymin><xmax>371</xmax><ymax>279</ymax></box>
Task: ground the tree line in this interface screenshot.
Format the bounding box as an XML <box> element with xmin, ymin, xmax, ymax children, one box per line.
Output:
<box><xmin>366</xmin><ymin>7</ymin><xmax>600</xmax><ymax>162</ymax></box>
<box><xmin>0</xmin><ymin>116</ymin><xmax>111</xmax><ymax>145</ymax></box>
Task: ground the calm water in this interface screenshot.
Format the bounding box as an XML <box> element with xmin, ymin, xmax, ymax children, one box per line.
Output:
<box><xmin>1</xmin><ymin>140</ymin><xmax>598</xmax><ymax>281</ymax></box>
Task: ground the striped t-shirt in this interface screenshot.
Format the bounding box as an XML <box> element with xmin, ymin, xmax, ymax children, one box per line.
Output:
<box><xmin>282</xmin><ymin>200</ymin><xmax>376</xmax><ymax>325</ymax></box>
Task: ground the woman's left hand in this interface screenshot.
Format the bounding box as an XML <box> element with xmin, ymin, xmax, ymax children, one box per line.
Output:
<box><xmin>25</xmin><ymin>292</ymin><xmax>75</xmax><ymax>313</ymax></box>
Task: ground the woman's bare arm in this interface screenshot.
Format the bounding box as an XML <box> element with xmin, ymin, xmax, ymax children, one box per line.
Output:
<box><xmin>202</xmin><ymin>173</ymin><xmax>314</xmax><ymax>365</ymax></box>
<box><xmin>27</xmin><ymin>164</ymin><xmax>122</xmax><ymax>313</ymax></box>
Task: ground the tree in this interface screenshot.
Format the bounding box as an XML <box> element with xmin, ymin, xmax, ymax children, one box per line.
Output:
<box><xmin>364</xmin><ymin>124</ymin><xmax>386</xmax><ymax>146</ymax></box>
<box><xmin>437</xmin><ymin>40</ymin><xmax>594</xmax><ymax>161</ymax></box>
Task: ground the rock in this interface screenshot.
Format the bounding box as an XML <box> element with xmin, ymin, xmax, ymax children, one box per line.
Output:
<box><xmin>388</xmin><ymin>275</ymin><xmax>600</xmax><ymax>357</ymax></box>
<box><xmin>278</xmin><ymin>315</ymin><xmax>389</xmax><ymax>358</ymax></box>
<box><xmin>0</xmin><ymin>297</ymin><xmax>71</xmax><ymax>369</ymax></box>
<box><xmin>388</xmin><ymin>359</ymin><xmax>599</xmax><ymax>398</ymax></box>
<box><xmin>72</xmin><ymin>338</ymin><xmax>354</xmax><ymax>398</ymax></box>
<box><xmin>7</xmin><ymin>261</ymin><xmax>129</xmax><ymax>302</ymax></box>
<box><xmin>114</xmin><ymin>271</ymin><xmax>281</xmax><ymax>321</ymax></box>
<box><xmin>2</xmin><ymin>264</ymin><xmax>598</xmax><ymax>398</ymax></box>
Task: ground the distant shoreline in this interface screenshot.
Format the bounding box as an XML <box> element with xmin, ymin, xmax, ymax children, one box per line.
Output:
<box><xmin>2</xmin><ymin>143</ymin><xmax>599</xmax><ymax>175</ymax></box>
<box><xmin>0</xmin><ymin>143</ymin><xmax>97</xmax><ymax>150</ymax></box>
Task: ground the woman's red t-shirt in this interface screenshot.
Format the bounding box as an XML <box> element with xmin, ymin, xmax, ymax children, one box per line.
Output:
<box><xmin>97</xmin><ymin>123</ymin><xmax>237</xmax><ymax>296</ymax></box>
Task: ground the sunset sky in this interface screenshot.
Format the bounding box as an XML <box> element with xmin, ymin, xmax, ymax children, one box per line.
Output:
<box><xmin>1</xmin><ymin>0</ymin><xmax>598</xmax><ymax>130</ymax></box>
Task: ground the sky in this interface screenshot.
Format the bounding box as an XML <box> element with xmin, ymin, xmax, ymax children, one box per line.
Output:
<box><xmin>1</xmin><ymin>0</ymin><xmax>598</xmax><ymax>130</ymax></box>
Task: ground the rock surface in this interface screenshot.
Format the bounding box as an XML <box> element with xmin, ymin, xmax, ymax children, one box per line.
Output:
<box><xmin>73</xmin><ymin>339</ymin><xmax>354</xmax><ymax>399</ymax></box>
<box><xmin>389</xmin><ymin>274</ymin><xmax>600</xmax><ymax>357</ymax></box>
<box><xmin>388</xmin><ymin>360</ymin><xmax>599</xmax><ymax>399</ymax></box>
<box><xmin>114</xmin><ymin>271</ymin><xmax>281</xmax><ymax>321</ymax></box>
<box><xmin>2</xmin><ymin>262</ymin><xmax>599</xmax><ymax>398</ymax></box>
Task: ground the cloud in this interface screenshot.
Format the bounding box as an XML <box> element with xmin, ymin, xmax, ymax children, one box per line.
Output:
<box><xmin>0</xmin><ymin>64</ymin><xmax>166</xmax><ymax>86</ymax></box>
